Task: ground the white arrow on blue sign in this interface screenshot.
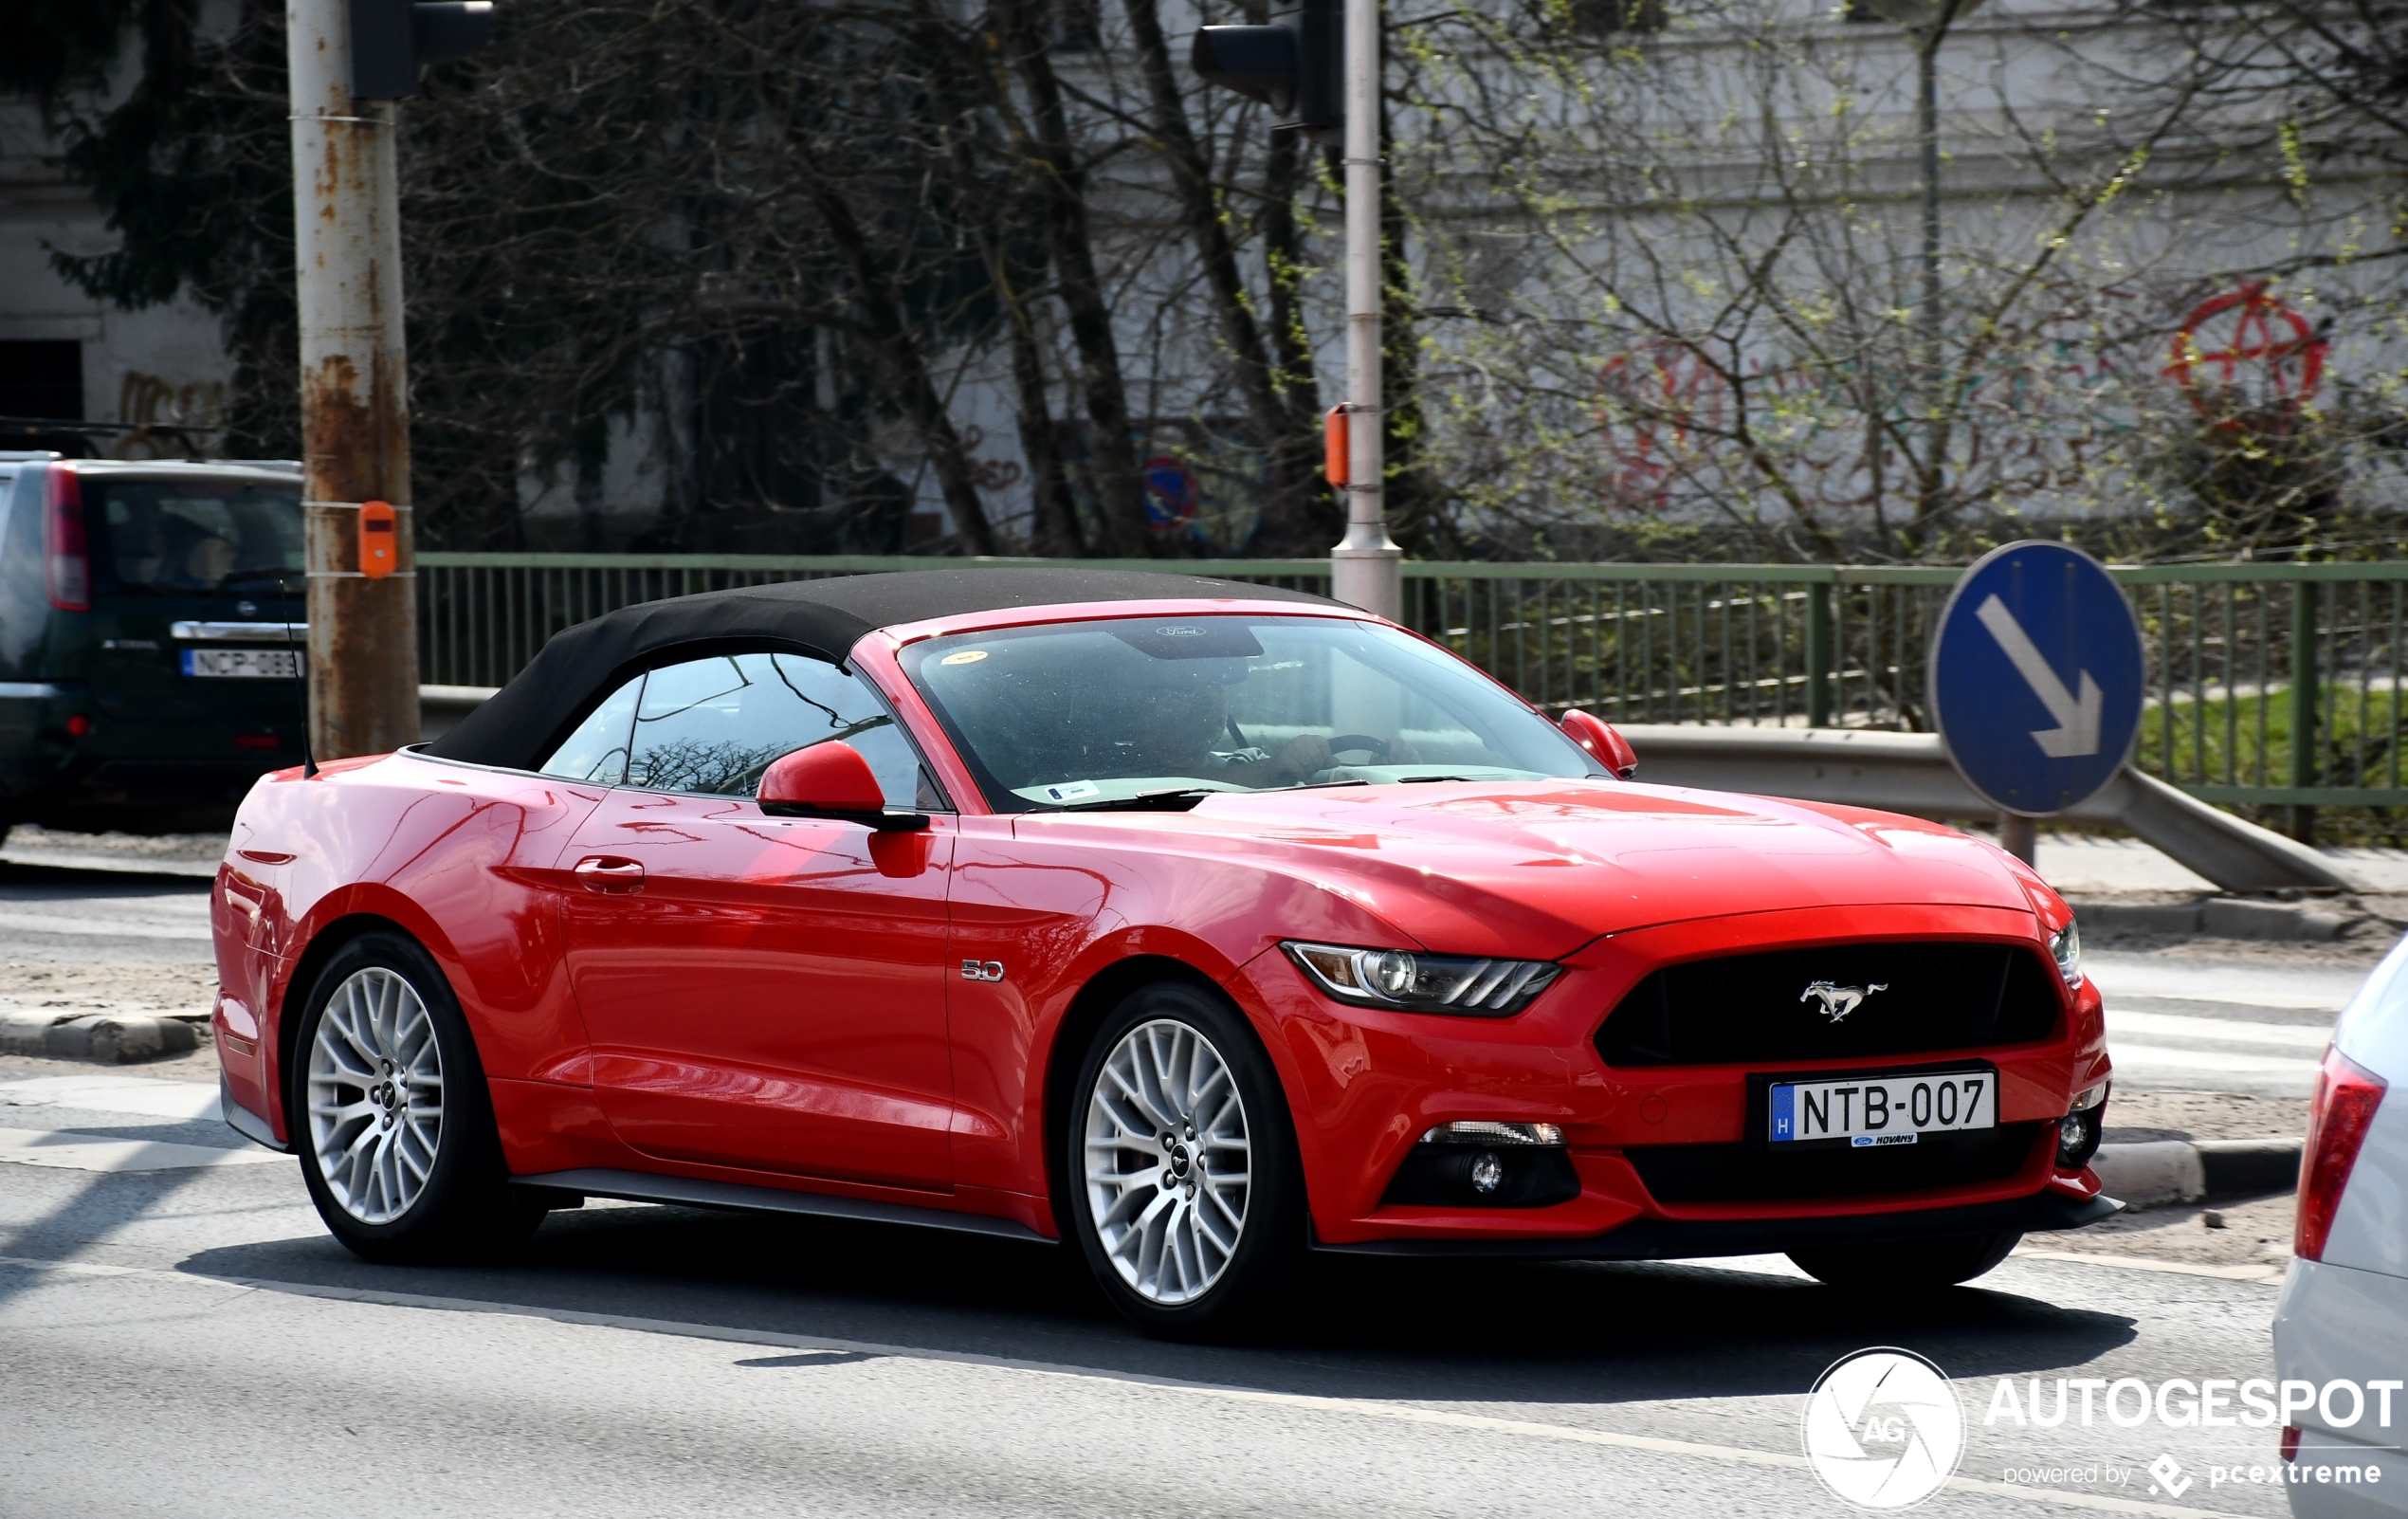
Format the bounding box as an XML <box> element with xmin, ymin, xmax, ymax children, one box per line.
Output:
<box><xmin>1927</xmin><ymin>540</ymin><xmax>2144</xmax><ymax>816</ymax></box>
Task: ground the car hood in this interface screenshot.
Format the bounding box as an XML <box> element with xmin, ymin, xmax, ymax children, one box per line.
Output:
<box><xmin>1080</xmin><ymin>779</ymin><xmax>2036</xmax><ymax>960</ymax></box>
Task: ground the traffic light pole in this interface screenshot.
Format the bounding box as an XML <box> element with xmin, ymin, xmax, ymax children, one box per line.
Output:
<box><xmin>288</xmin><ymin>0</ymin><xmax>422</xmax><ymax>760</ymax></box>
<box><xmin>1327</xmin><ymin>0</ymin><xmax>1401</xmax><ymax>620</ymax></box>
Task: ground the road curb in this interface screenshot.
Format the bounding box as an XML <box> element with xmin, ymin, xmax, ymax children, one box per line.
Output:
<box><xmin>0</xmin><ymin>1010</ymin><xmax>202</xmax><ymax>1064</ymax></box>
<box><xmin>2071</xmin><ymin>895</ymin><xmax>2380</xmax><ymax>942</ymax></box>
<box><xmin>2091</xmin><ymin>1137</ymin><xmax>2302</xmax><ymax>1209</ymax></box>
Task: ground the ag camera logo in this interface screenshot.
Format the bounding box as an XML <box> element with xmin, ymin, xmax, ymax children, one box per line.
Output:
<box><xmin>1802</xmin><ymin>1347</ymin><xmax>1964</xmax><ymax>1509</ymax></box>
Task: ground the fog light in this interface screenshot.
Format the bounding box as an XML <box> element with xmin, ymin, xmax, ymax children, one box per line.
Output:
<box><xmin>2055</xmin><ymin>1081</ymin><xmax>2108</xmax><ymax>1170</ymax></box>
<box><xmin>1469</xmin><ymin>1151</ymin><xmax>1504</xmax><ymax>1194</ymax></box>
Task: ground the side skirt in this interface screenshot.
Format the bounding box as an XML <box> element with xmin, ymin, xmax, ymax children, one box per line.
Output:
<box><xmin>512</xmin><ymin>1166</ymin><xmax>1057</xmax><ymax>1245</ymax></box>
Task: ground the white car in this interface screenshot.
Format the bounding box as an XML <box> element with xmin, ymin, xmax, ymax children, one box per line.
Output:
<box><xmin>2274</xmin><ymin>932</ymin><xmax>2408</xmax><ymax>1516</ymax></box>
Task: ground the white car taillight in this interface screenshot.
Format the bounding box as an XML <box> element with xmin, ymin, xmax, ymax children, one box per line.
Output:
<box><xmin>2296</xmin><ymin>1045</ymin><xmax>2387</xmax><ymax>1262</ymax></box>
<box><xmin>44</xmin><ymin>466</ymin><xmax>88</xmax><ymax>612</ymax></box>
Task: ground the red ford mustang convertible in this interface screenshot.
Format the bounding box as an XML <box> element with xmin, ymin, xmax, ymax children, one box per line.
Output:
<box><xmin>211</xmin><ymin>569</ymin><xmax>2113</xmax><ymax>1335</ymax></box>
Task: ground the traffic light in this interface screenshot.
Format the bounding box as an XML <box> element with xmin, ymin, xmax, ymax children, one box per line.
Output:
<box><xmin>349</xmin><ymin>0</ymin><xmax>497</xmax><ymax>100</ymax></box>
<box><xmin>1191</xmin><ymin>0</ymin><xmax>1341</xmax><ymax>143</ymax></box>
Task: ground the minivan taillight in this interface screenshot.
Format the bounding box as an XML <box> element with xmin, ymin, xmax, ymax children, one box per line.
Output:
<box><xmin>43</xmin><ymin>467</ymin><xmax>89</xmax><ymax>612</ymax></box>
<box><xmin>2297</xmin><ymin>1045</ymin><xmax>2387</xmax><ymax>1262</ymax></box>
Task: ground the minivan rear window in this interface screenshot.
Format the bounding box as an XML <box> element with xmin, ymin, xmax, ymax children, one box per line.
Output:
<box><xmin>90</xmin><ymin>478</ymin><xmax>304</xmax><ymax>596</ymax></box>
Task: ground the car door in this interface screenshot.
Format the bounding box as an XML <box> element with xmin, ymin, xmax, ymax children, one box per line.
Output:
<box><xmin>556</xmin><ymin>649</ymin><xmax>958</xmax><ymax>1190</ymax></box>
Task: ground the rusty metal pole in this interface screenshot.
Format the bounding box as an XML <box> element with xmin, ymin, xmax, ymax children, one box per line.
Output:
<box><xmin>288</xmin><ymin>0</ymin><xmax>420</xmax><ymax>760</ymax></box>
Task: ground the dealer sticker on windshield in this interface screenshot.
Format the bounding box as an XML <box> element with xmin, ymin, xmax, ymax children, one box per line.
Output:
<box><xmin>1769</xmin><ymin>1069</ymin><xmax>1994</xmax><ymax>1146</ymax></box>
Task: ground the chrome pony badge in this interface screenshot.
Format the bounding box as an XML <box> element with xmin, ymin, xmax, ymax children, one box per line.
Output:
<box><xmin>1801</xmin><ymin>980</ymin><xmax>1888</xmax><ymax>1023</ymax></box>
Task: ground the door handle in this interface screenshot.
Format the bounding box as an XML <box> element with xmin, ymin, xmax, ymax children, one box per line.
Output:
<box><xmin>574</xmin><ymin>855</ymin><xmax>646</xmax><ymax>894</ymax></box>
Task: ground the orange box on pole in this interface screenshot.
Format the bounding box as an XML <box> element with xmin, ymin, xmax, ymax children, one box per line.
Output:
<box><xmin>358</xmin><ymin>500</ymin><xmax>397</xmax><ymax>579</ymax></box>
<box><xmin>1324</xmin><ymin>405</ymin><xmax>1349</xmax><ymax>486</ymax></box>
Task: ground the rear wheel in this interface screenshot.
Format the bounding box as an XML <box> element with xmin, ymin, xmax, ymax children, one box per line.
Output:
<box><xmin>1787</xmin><ymin>1231</ymin><xmax>2020</xmax><ymax>1290</ymax></box>
<box><xmin>1066</xmin><ymin>981</ymin><xmax>1304</xmax><ymax>1340</ymax></box>
<box><xmin>292</xmin><ymin>931</ymin><xmax>534</xmax><ymax>1262</ymax></box>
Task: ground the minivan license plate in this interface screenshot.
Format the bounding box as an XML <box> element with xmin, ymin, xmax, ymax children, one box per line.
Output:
<box><xmin>1768</xmin><ymin>1068</ymin><xmax>1994</xmax><ymax>1146</ymax></box>
<box><xmin>181</xmin><ymin>648</ymin><xmax>299</xmax><ymax>680</ymax></box>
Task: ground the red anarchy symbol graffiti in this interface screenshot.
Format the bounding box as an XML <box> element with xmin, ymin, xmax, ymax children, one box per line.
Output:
<box><xmin>2165</xmin><ymin>283</ymin><xmax>2326</xmax><ymax>414</ymax></box>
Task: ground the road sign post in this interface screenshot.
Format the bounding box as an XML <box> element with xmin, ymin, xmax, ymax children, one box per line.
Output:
<box><xmin>1928</xmin><ymin>541</ymin><xmax>2145</xmax><ymax>860</ymax></box>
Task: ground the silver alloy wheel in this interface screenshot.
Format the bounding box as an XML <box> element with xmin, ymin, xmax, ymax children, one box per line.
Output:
<box><xmin>1082</xmin><ymin>1017</ymin><xmax>1251</xmax><ymax>1305</ymax></box>
<box><xmin>306</xmin><ymin>966</ymin><xmax>445</xmax><ymax>1225</ymax></box>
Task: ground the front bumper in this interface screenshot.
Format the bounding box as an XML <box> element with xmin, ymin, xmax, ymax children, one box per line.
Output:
<box><xmin>1229</xmin><ymin>902</ymin><xmax>2114</xmax><ymax>1248</ymax></box>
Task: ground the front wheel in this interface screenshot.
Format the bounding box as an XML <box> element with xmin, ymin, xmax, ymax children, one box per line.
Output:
<box><xmin>1066</xmin><ymin>981</ymin><xmax>1304</xmax><ymax>1340</ymax></box>
<box><xmin>1788</xmin><ymin>1231</ymin><xmax>2021</xmax><ymax>1290</ymax></box>
<box><xmin>292</xmin><ymin>931</ymin><xmax>533</xmax><ymax>1262</ymax></box>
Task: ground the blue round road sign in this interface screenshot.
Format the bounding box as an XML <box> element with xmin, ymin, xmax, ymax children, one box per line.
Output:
<box><xmin>1927</xmin><ymin>540</ymin><xmax>2143</xmax><ymax>816</ymax></box>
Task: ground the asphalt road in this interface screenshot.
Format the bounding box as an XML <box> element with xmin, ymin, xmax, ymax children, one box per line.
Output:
<box><xmin>0</xmin><ymin>861</ymin><xmax>2381</xmax><ymax>1516</ymax></box>
<box><xmin>0</xmin><ymin>1076</ymin><xmax>2309</xmax><ymax>1519</ymax></box>
<box><xmin>0</xmin><ymin>863</ymin><xmax>216</xmax><ymax>964</ymax></box>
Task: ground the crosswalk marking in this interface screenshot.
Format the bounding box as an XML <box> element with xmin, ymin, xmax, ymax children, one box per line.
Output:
<box><xmin>0</xmin><ymin>1126</ymin><xmax>282</xmax><ymax>1172</ymax></box>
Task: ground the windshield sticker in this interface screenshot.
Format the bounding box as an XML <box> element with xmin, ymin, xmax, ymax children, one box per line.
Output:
<box><xmin>1041</xmin><ymin>780</ymin><xmax>1101</xmax><ymax>802</ymax></box>
<box><xmin>940</xmin><ymin>650</ymin><xmax>990</xmax><ymax>666</ymax></box>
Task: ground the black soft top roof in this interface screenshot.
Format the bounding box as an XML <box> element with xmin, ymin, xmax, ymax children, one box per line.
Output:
<box><xmin>426</xmin><ymin>567</ymin><xmax>1334</xmax><ymax>771</ymax></box>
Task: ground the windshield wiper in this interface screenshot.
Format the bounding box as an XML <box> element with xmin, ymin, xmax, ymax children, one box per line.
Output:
<box><xmin>1396</xmin><ymin>774</ymin><xmax>1488</xmax><ymax>783</ymax></box>
<box><xmin>1049</xmin><ymin>788</ymin><xmax>1216</xmax><ymax>813</ymax></box>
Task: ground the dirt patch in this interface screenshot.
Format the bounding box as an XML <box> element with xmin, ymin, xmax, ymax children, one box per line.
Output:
<box><xmin>2030</xmin><ymin>1189</ymin><xmax>2296</xmax><ymax>1272</ymax></box>
<box><xmin>0</xmin><ymin>961</ymin><xmax>220</xmax><ymax>1015</ymax></box>
<box><xmin>0</xmin><ymin>1043</ymin><xmax>221</xmax><ymax>1082</ymax></box>
<box><xmin>2104</xmin><ymin>1089</ymin><xmax>2308</xmax><ymax>1144</ymax></box>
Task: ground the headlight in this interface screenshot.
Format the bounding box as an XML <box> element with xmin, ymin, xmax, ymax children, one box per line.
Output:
<box><xmin>1282</xmin><ymin>942</ymin><xmax>1561</xmax><ymax>1016</ymax></box>
<box><xmin>2051</xmin><ymin>920</ymin><xmax>2083</xmax><ymax>989</ymax></box>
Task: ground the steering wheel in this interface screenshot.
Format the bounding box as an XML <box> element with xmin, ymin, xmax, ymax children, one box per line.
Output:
<box><xmin>1324</xmin><ymin>734</ymin><xmax>1390</xmax><ymax>763</ymax></box>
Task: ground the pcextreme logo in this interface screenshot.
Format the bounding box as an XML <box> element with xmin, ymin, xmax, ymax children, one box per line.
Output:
<box><xmin>1801</xmin><ymin>1347</ymin><xmax>1964</xmax><ymax>1509</ymax></box>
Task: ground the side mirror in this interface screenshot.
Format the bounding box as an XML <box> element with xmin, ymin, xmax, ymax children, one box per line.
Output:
<box><xmin>1560</xmin><ymin>709</ymin><xmax>1638</xmax><ymax>780</ymax></box>
<box><xmin>757</xmin><ymin>742</ymin><xmax>928</xmax><ymax>831</ymax></box>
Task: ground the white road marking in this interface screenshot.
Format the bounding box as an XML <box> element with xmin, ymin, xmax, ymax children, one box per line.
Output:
<box><xmin>0</xmin><ymin>1253</ymin><xmax>2259</xmax><ymax>1519</ymax></box>
<box><xmin>0</xmin><ymin>1075</ymin><xmax>223</xmax><ymax>1121</ymax></box>
<box><xmin>2106</xmin><ymin>1010</ymin><xmax>2333</xmax><ymax>1050</ymax></box>
<box><xmin>0</xmin><ymin>1127</ymin><xmax>279</xmax><ymax>1172</ymax></box>
<box><xmin>2011</xmin><ymin>1247</ymin><xmax>2285</xmax><ymax>1283</ymax></box>
<box><xmin>2106</xmin><ymin>1044</ymin><xmax>2323</xmax><ymax>1077</ymax></box>
<box><xmin>0</xmin><ymin>909</ymin><xmax>211</xmax><ymax>942</ymax></box>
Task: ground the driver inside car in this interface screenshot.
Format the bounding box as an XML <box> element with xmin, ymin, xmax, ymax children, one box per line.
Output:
<box><xmin>1125</xmin><ymin>669</ymin><xmax>1416</xmax><ymax>787</ymax></box>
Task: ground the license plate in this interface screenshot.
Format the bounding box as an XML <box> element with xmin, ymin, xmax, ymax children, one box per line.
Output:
<box><xmin>181</xmin><ymin>648</ymin><xmax>300</xmax><ymax>680</ymax></box>
<box><xmin>1769</xmin><ymin>1068</ymin><xmax>1995</xmax><ymax>1146</ymax></box>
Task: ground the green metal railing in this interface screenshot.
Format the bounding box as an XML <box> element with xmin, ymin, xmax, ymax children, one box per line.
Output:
<box><xmin>414</xmin><ymin>553</ymin><xmax>2408</xmax><ymax>811</ymax></box>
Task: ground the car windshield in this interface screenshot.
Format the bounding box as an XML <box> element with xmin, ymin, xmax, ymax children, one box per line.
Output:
<box><xmin>88</xmin><ymin>477</ymin><xmax>305</xmax><ymax>596</ymax></box>
<box><xmin>901</xmin><ymin>614</ymin><xmax>1604</xmax><ymax>811</ymax></box>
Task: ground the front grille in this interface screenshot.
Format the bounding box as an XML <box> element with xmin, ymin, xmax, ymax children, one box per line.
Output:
<box><xmin>1626</xmin><ymin>1123</ymin><xmax>2045</xmax><ymax>1204</ymax></box>
<box><xmin>1594</xmin><ymin>942</ymin><xmax>2059</xmax><ymax>1067</ymax></box>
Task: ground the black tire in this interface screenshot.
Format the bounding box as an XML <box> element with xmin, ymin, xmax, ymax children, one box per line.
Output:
<box><xmin>289</xmin><ymin>930</ymin><xmax>535</xmax><ymax>1262</ymax></box>
<box><xmin>1787</xmin><ymin>1231</ymin><xmax>2021</xmax><ymax>1290</ymax></box>
<box><xmin>1063</xmin><ymin>980</ymin><xmax>1305</xmax><ymax>1341</ymax></box>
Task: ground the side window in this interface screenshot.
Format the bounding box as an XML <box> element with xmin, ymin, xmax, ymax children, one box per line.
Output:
<box><xmin>538</xmin><ymin>676</ymin><xmax>641</xmax><ymax>784</ymax></box>
<box><xmin>624</xmin><ymin>650</ymin><xmax>927</xmax><ymax>807</ymax></box>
